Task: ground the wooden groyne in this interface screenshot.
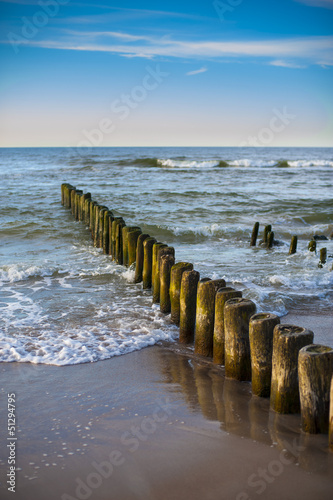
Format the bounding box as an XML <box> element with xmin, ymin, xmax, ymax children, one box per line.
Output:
<box><xmin>61</xmin><ymin>184</ymin><xmax>333</xmax><ymax>446</ymax></box>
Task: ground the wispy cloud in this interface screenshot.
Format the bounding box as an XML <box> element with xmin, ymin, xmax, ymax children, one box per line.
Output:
<box><xmin>294</xmin><ymin>0</ymin><xmax>333</xmax><ymax>8</ymax></box>
<box><xmin>3</xmin><ymin>30</ymin><xmax>333</xmax><ymax>66</ymax></box>
<box><xmin>269</xmin><ymin>59</ymin><xmax>307</xmax><ymax>68</ymax></box>
<box><xmin>186</xmin><ymin>67</ymin><xmax>208</xmax><ymax>76</ymax></box>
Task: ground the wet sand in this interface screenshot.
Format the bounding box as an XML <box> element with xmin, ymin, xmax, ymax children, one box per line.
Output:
<box><xmin>0</xmin><ymin>311</ymin><xmax>332</xmax><ymax>500</ymax></box>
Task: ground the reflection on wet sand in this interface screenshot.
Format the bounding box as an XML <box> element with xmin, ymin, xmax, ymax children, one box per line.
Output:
<box><xmin>157</xmin><ymin>348</ymin><xmax>333</xmax><ymax>476</ymax></box>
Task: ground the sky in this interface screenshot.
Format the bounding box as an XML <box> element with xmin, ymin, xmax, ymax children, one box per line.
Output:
<box><xmin>0</xmin><ymin>0</ymin><xmax>332</xmax><ymax>147</ymax></box>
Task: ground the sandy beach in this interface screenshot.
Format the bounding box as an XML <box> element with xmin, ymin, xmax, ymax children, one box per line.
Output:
<box><xmin>0</xmin><ymin>311</ymin><xmax>332</xmax><ymax>500</ymax></box>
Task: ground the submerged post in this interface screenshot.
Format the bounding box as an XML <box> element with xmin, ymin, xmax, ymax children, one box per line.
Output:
<box><xmin>224</xmin><ymin>298</ymin><xmax>256</xmax><ymax>380</ymax></box>
<box><xmin>270</xmin><ymin>324</ymin><xmax>314</xmax><ymax>414</ymax></box>
<box><xmin>170</xmin><ymin>262</ymin><xmax>193</xmax><ymax>325</ymax></box>
<box><xmin>213</xmin><ymin>287</ymin><xmax>242</xmax><ymax>365</ymax></box>
<box><xmin>249</xmin><ymin>313</ymin><xmax>280</xmax><ymax>397</ymax></box>
<box><xmin>250</xmin><ymin>222</ymin><xmax>260</xmax><ymax>247</ymax></box>
<box><xmin>298</xmin><ymin>344</ymin><xmax>333</xmax><ymax>433</ymax></box>
<box><xmin>194</xmin><ymin>278</ymin><xmax>226</xmax><ymax>358</ymax></box>
<box><xmin>179</xmin><ymin>270</ymin><xmax>200</xmax><ymax>344</ymax></box>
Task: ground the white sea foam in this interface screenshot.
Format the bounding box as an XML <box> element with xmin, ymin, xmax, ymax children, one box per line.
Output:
<box><xmin>0</xmin><ymin>303</ymin><xmax>179</xmax><ymax>366</ymax></box>
<box><xmin>157</xmin><ymin>159</ymin><xmax>220</xmax><ymax>169</ymax></box>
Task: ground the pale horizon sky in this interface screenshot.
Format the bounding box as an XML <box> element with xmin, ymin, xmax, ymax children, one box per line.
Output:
<box><xmin>0</xmin><ymin>0</ymin><xmax>332</xmax><ymax>147</ymax></box>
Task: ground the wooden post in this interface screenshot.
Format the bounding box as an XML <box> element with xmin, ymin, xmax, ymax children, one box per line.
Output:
<box><xmin>263</xmin><ymin>224</ymin><xmax>272</xmax><ymax>244</ymax></box>
<box><xmin>128</xmin><ymin>229</ymin><xmax>142</xmax><ymax>266</ymax></box>
<box><xmin>103</xmin><ymin>210</ymin><xmax>112</xmax><ymax>255</ymax></box>
<box><xmin>142</xmin><ymin>237</ymin><xmax>157</xmax><ymax>289</ymax></box>
<box><xmin>71</xmin><ymin>189</ymin><xmax>76</xmax><ymax>215</ymax></box>
<box><xmin>123</xmin><ymin>226</ymin><xmax>141</xmax><ymax>267</ymax></box>
<box><xmin>270</xmin><ymin>324</ymin><xmax>314</xmax><ymax>414</ymax></box>
<box><xmin>249</xmin><ymin>313</ymin><xmax>280</xmax><ymax>397</ymax></box>
<box><xmin>80</xmin><ymin>193</ymin><xmax>91</xmax><ymax>222</ymax></box>
<box><xmin>329</xmin><ymin>376</ymin><xmax>333</xmax><ymax>450</ymax></box>
<box><xmin>108</xmin><ymin>213</ymin><xmax>114</xmax><ymax>256</ymax></box>
<box><xmin>179</xmin><ymin>270</ymin><xmax>200</xmax><ymax>344</ymax></box>
<box><xmin>152</xmin><ymin>243</ymin><xmax>167</xmax><ymax>298</ymax></box>
<box><xmin>308</xmin><ymin>239</ymin><xmax>316</xmax><ymax>252</ymax></box>
<box><xmin>194</xmin><ymin>278</ymin><xmax>226</xmax><ymax>358</ymax></box>
<box><xmin>170</xmin><ymin>262</ymin><xmax>193</xmax><ymax>325</ymax></box>
<box><xmin>89</xmin><ymin>201</ymin><xmax>97</xmax><ymax>236</ymax></box>
<box><xmin>213</xmin><ymin>287</ymin><xmax>242</xmax><ymax>365</ymax></box>
<box><xmin>134</xmin><ymin>233</ymin><xmax>150</xmax><ymax>283</ymax></box>
<box><xmin>250</xmin><ymin>222</ymin><xmax>260</xmax><ymax>247</ymax></box>
<box><xmin>111</xmin><ymin>218</ymin><xmax>124</xmax><ymax>260</ymax></box>
<box><xmin>319</xmin><ymin>247</ymin><xmax>327</xmax><ymax>267</ymax></box>
<box><xmin>267</xmin><ymin>231</ymin><xmax>274</xmax><ymax>249</ymax></box>
<box><xmin>298</xmin><ymin>344</ymin><xmax>333</xmax><ymax>433</ymax></box>
<box><xmin>289</xmin><ymin>235</ymin><xmax>298</xmax><ymax>255</ymax></box>
<box><xmin>74</xmin><ymin>190</ymin><xmax>83</xmax><ymax>221</ymax></box>
<box><xmin>224</xmin><ymin>298</ymin><xmax>257</xmax><ymax>380</ymax></box>
<box><xmin>115</xmin><ymin>220</ymin><xmax>126</xmax><ymax>265</ymax></box>
<box><xmin>98</xmin><ymin>208</ymin><xmax>108</xmax><ymax>249</ymax></box>
<box><xmin>160</xmin><ymin>254</ymin><xmax>175</xmax><ymax>314</ymax></box>
<box><xmin>154</xmin><ymin>247</ymin><xmax>175</xmax><ymax>303</ymax></box>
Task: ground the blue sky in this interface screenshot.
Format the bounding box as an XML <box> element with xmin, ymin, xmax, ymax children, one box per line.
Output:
<box><xmin>0</xmin><ymin>0</ymin><xmax>332</xmax><ymax>147</ymax></box>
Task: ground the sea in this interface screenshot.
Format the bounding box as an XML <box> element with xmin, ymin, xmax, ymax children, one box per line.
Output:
<box><xmin>0</xmin><ymin>147</ymin><xmax>332</xmax><ymax>366</ymax></box>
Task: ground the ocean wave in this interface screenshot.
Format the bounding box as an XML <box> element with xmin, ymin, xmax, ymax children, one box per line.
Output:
<box><xmin>0</xmin><ymin>264</ymin><xmax>65</xmax><ymax>283</ymax></box>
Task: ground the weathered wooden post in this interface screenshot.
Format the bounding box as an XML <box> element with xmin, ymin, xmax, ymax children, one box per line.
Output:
<box><xmin>134</xmin><ymin>233</ymin><xmax>150</xmax><ymax>283</ymax></box>
<box><xmin>123</xmin><ymin>226</ymin><xmax>141</xmax><ymax>267</ymax></box>
<box><xmin>224</xmin><ymin>298</ymin><xmax>256</xmax><ymax>380</ymax></box>
<box><xmin>267</xmin><ymin>231</ymin><xmax>274</xmax><ymax>249</ymax></box>
<box><xmin>298</xmin><ymin>344</ymin><xmax>333</xmax><ymax>433</ymax></box>
<box><xmin>142</xmin><ymin>237</ymin><xmax>157</xmax><ymax>289</ymax></box>
<box><xmin>111</xmin><ymin>218</ymin><xmax>124</xmax><ymax>260</ymax></box>
<box><xmin>329</xmin><ymin>376</ymin><xmax>333</xmax><ymax>450</ymax></box>
<box><xmin>249</xmin><ymin>313</ymin><xmax>280</xmax><ymax>397</ymax></box>
<box><xmin>84</xmin><ymin>197</ymin><xmax>91</xmax><ymax>225</ymax></box>
<box><xmin>194</xmin><ymin>278</ymin><xmax>226</xmax><ymax>358</ymax></box>
<box><xmin>250</xmin><ymin>222</ymin><xmax>260</xmax><ymax>247</ymax></box>
<box><xmin>213</xmin><ymin>287</ymin><xmax>242</xmax><ymax>365</ymax></box>
<box><xmin>153</xmin><ymin>246</ymin><xmax>174</xmax><ymax>303</ymax></box>
<box><xmin>103</xmin><ymin>210</ymin><xmax>112</xmax><ymax>255</ymax></box>
<box><xmin>115</xmin><ymin>220</ymin><xmax>126</xmax><ymax>265</ymax></box>
<box><xmin>160</xmin><ymin>254</ymin><xmax>175</xmax><ymax>314</ymax></box>
<box><xmin>263</xmin><ymin>224</ymin><xmax>272</xmax><ymax>244</ymax></box>
<box><xmin>74</xmin><ymin>190</ymin><xmax>83</xmax><ymax>220</ymax></box>
<box><xmin>152</xmin><ymin>243</ymin><xmax>167</xmax><ymax>298</ymax></box>
<box><xmin>80</xmin><ymin>193</ymin><xmax>91</xmax><ymax>222</ymax></box>
<box><xmin>289</xmin><ymin>235</ymin><xmax>298</xmax><ymax>255</ymax></box>
<box><xmin>179</xmin><ymin>270</ymin><xmax>200</xmax><ymax>344</ymax></box>
<box><xmin>170</xmin><ymin>262</ymin><xmax>193</xmax><ymax>325</ymax></box>
<box><xmin>270</xmin><ymin>324</ymin><xmax>314</xmax><ymax>414</ymax></box>
<box><xmin>319</xmin><ymin>247</ymin><xmax>327</xmax><ymax>267</ymax></box>
<box><xmin>308</xmin><ymin>239</ymin><xmax>316</xmax><ymax>252</ymax></box>
<box><xmin>89</xmin><ymin>201</ymin><xmax>97</xmax><ymax>236</ymax></box>
<box><xmin>98</xmin><ymin>208</ymin><xmax>108</xmax><ymax>248</ymax></box>
<box><xmin>128</xmin><ymin>229</ymin><xmax>142</xmax><ymax>266</ymax></box>
<box><xmin>108</xmin><ymin>213</ymin><xmax>114</xmax><ymax>256</ymax></box>
<box><xmin>71</xmin><ymin>189</ymin><xmax>76</xmax><ymax>215</ymax></box>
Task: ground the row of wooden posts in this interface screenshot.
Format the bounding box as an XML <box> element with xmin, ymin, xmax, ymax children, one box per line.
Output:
<box><xmin>250</xmin><ymin>221</ymin><xmax>328</xmax><ymax>266</ymax></box>
<box><xmin>61</xmin><ymin>183</ymin><xmax>333</xmax><ymax>448</ymax></box>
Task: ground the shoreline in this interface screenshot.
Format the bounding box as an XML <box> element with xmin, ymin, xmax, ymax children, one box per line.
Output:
<box><xmin>0</xmin><ymin>310</ymin><xmax>332</xmax><ymax>500</ymax></box>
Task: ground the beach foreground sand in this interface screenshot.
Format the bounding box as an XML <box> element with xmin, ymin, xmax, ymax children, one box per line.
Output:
<box><xmin>0</xmin><ymin>311</ymin><xmax>332</xmax><ymax>500</ymax></box>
